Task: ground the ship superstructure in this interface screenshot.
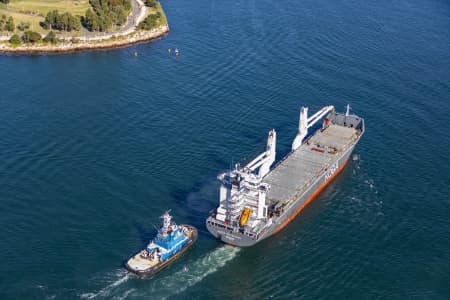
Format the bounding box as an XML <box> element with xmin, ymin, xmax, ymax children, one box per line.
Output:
<box><xmin>206</xmin><ymin>105</ymin><xmax>364</xmax><ymax>247</ymax></box>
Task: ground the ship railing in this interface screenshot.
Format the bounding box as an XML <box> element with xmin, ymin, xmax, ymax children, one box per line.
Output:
<box><xmin>229</xmin><ymin>199</ymin><xmax>244</xmax><ymax>206</ymax></box>
<box><xmin>227</xmin><ymin>206</ymin><xmax>243</xmax><ymax>214</ymax></box>
<box><xmin>228</xmin><ymin>199</ymin><xmax>244</xmax><ymax>207</ymax></box>
<box><xmin>208</xmin><ymin>208</ymin><xmax>217</xmax><ymax>217</ymax></box>
<box><xmin>229</xmin><ymin>194</ymin><xmax>244</xmax><ymax>203</ymax></box>
<box><xmin>207</xmin><ymin>219</ymin><xmax>238</xmax><ymax>232</ymax></box>
<box><xmin>228</xmin><ymin>199</ymin><xmax>243</xmax><ymax>206</ymax></box>
<box><xmin>229</xmin><ymin>203</ymin><xmax>244</xmax><ymax>210</ymax></box>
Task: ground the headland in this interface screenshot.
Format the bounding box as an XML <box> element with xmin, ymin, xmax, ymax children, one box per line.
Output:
<box><xmin>0</xmin><ymin>0</ymin><xmax>169</xmax><ymax>54</ymax></box>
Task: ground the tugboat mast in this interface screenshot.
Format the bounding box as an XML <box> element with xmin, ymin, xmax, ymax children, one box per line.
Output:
<box><xmin>161</xmin><ymin>211</ymin><xmax>172</xmax><ymax>236</ymax></box>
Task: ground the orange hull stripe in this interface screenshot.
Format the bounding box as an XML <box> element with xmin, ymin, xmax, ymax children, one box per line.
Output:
<box><xmin>272</xmin><ymin>158</ymin><xmax>349</xmax><ymax>235</ymax></box>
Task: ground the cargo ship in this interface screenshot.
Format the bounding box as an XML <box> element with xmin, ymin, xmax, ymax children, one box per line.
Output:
<box><xmin>206</xmin><ymin>105</ymin><xmax>364</xmax><ymax>247</ymax></box>
<box><xmin>127</xmin><ymin>211</ymin><xmax>197</xmax><ymax>276</ymax></box>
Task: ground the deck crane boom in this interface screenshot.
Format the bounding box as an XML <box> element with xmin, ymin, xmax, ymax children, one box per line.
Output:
<box><xmin>292</xmin><ymin>105</ymin><xmax>334</xmax><ymax>151</ymax></box>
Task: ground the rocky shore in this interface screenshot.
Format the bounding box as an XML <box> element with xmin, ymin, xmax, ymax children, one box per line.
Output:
<box><xmin>0</xmin><ymin>25</ymin><xmax>169</xmax><ymax>55</ymax></box>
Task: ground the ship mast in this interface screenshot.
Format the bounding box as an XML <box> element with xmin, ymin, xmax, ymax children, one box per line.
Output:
<box><xmin>160</xmin><ymin>211</ymin><xmax>172</xmax><ymax>236</ymax></box>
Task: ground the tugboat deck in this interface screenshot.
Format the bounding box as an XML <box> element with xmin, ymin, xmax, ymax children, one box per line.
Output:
<box><xmin>263</xmin><ymin>124</ymin><xmax>358</xmax><ymax>203</ymax></box>
<box><xmin>127</xmin><ymin>250</ymin><xmax>160</xmax><ymax>272</ymax></box>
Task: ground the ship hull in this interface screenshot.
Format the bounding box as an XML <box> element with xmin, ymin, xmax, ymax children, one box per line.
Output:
<box><xmin>207</xmin><ymin>144</ymin><xmax>355</xmax><ymax>247</ymax></box>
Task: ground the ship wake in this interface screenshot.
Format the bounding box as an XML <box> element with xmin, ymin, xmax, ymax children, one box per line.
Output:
<box><xmin>144</xmin><ymin>245</ymin><xmax>240</xmax><ymax>299</ymax></box>
<box><xmin>80</xmin><ymin>269</ymin><xmax>131</xmax><ymax>299</ymax></box>
<box><xmin>80</xmin><ymin>245</ymin><xmax>239</xmax><ymax>299</ymax></box>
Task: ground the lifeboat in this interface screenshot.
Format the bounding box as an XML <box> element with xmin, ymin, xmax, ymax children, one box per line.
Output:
<box><xmin>239</xmin><ymin>207</ymin><xmax>252</xmax><ymax>226</ymax></box>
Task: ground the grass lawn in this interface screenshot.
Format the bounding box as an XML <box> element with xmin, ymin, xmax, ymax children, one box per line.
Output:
<box><xmin>6</xmin><ymin>0</ymin><xmax>90</xmax><ymax>16</ymax></box>
<box><xmin>0</xmin><ymin>0</ymin><xmax>90</xmax><ymax>33</ymax></box>
<box><xmin>1</xmin><ymin>10</ymin><xmax>44</xmax><ymax>32</ymax></box>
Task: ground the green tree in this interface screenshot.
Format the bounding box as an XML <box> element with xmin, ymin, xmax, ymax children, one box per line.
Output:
<box><xmin>86</xmin><ymin>0</ymin><xmax>131</xmax><ymax>31</ymax></box>
<box><xmin>5</xmin><ymin>16</ymin><xmax>14</xmax><ymax>31</ymax></box>
<box><xmin>0</xmin><ymin>0</ymin><xmax>10</xmax><ymax>4</ymax></box>
<box><xmin>138</xmin><ymin>13</ymin><xmax>160</xmax><ymax>30</ymax></box>
<box><xmin>43</xmin><ymin>31</ymin><xmax>58</xmax><ymax>44</ymax></box>
<box><xmin>44</xmin><ymin>10</ymin><xmax>81</xmax><ymax>31</ymax></box>
<box><xmin>0</xmin><ymin>15</ymin><xmax>5</xmax><ymax>31</ymax></box>
<box><xmin>145</xmin><ymin>0</ymin><xmax>157</xmax><ymax>8</ymax></box>
<box><xmin>44</xmin><ymin>10</ymin><xmax>57</xmax><ymax>30</ymax></box>
<box><xmin>115</xmin><ymin>7</ymin><xmax>127</xmax><ymax>25</ymax></box>
<box><xmin>17</xmin><ymin>22</ymin><xmax>30</xmax><ymax>31</ymax></box>
<box><xmin>61</xmin><ymin>12</ymin><xmax>70</xmax><ymax>31</ymax></box>
<box><xmin>22</xmin><ymin>30</ymin><xmax>42</xmax><ymax>43</ymax></box>
<box><xmin>84</xmin><ymin>9</ymin><xmax>99</xmax><ymax>31</ymax></box>
<box><xmin>9</xmin><ymin>33</ymin><xmax>21</xmax><ymax>45</ymax></box>
<box><xmin>99</xmin><ymin>15</ymin><xmax>112</xmax><ymax>31</ymax></box>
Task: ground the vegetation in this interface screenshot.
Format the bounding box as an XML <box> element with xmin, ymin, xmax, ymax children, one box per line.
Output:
<box><xmin>22</xmin><ymin>30</ymin><xmax>41</xmax><ymax>43</ymax></box>
<box><xmin>137</xmin><ymin>12</ymin><xmax>160</xmax><ymax>30</ymax></box>
<box><xmin>17</xmin><ymin>21</ymin><xmax>30</xmax><ymax>31</ymax></box>
<box><xmin>4</xmin><ymin>0</ymin><xmax>90</xmax><ymax>16</ymax></box>
<box><xmin>0</xmin><ymin>0</ymin><xmax>10</xmax><ymax>4</ymax></box>
<box><xmin>9</xmin><ymin>33</ymin><xmax>21</xmax><ymax>45</ymax></box>
<box><xmin>145</xmin><ymin>0</ymin><xmax>156</xmax><ymax>8</ymax></box>
<box><xmin>43</xmin><ymin>30</ymin><xmax>58</xmax><ymax>43</ymax></box>
<box><xmin>0</xmin><ymin>0</ymin><xmax>169</xmax><ymax>50</ymax></box>
<box><xmin>0</xmin><ymin>14</ymin><xmax>7</xmax><ymax>31</ymax></box>
<box><xmin>0</xmin><ymin>14</ymin><xmax>15</xmax><ymax>31</ymax></box>
<box><xmin>84</xmin><ymin>0</ymin><xmax>131</xmax><ymax>32</ymax></box>
<box><xmin>44</xmin><ymin>10</ymin><xmax>81</xmax><ymax>31</ymax></box>
<box><xmin>0</xmin><ymin>0</ymin><xmax>90</xmax><ymax>33</ymax></box>
<box><xmin>138</xmin><ymin>1</ymin><xmax>166</xmax><ymax>30</ymax></box>
<box><xmin>6</xmin><ymin>16</ymin><xmax>14</xmax><ymax>31</ymax></box>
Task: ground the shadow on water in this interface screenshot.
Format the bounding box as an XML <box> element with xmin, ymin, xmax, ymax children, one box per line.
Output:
<box><xmin>133</xmin><ymin>221</ymin><xmax>159</xmax><ymax>246</ymax></box>
<box><xmin>170</xmin><ymin>175</ymin><xmax>220</xmax><ymax>230</ymax></box>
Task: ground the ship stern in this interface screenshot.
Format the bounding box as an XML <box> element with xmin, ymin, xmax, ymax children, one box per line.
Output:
<box><xmin>206</xmin><ymin>216</ymin><xmax>260</xmax><ymax>247</ymax></box>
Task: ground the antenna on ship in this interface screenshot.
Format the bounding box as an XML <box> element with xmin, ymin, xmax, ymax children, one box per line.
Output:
<box><xmin>345</xmin><ymin>104</ymin><xmax>351</xmax><ymax>116</ymax></box>
<box><xmin>161</xmin><ymin>210</ymin><xmax>172</xmax><ymax>236</ymax></box>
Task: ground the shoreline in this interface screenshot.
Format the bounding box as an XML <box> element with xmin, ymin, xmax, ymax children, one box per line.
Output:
<box><xmin>0</xmin><ymin>25</ymin><xmax>169</xmax><ymax>55</ymax></box>
<box><xmin>0</xmin><ymin>0</ymin><xmax>168</xmax><ymax>55</ymax></box>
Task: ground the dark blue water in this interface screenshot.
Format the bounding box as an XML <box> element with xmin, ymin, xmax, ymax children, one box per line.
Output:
<box><xmin>1</xmin><ymin>0</ymin><xmax>450</xmax><ymax>298</ymax></box>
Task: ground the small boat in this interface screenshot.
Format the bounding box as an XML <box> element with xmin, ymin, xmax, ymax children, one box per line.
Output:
<box><xmin>126</xmin><ymin>211</ymin><xmax>197</xmax><ymax>276</ymax></box>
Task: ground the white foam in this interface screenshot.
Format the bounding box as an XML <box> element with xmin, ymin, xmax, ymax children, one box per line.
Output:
<box><xmin>111</xmin><ymin>288</ymin><xmax>136</xmax><ymax>300</ymax></box>
<box><xmin>146</xmin><ymin>245</ymin><xmax>240</xmax><ymax>299</ymax></box>
<box><xmin>80</xmin><ymin>245</ymin><xmax>239</xmax><ymax>300</ymax></box>
<box><xmin>80</xmin><ymin>270</ymin><xmax>131</xmax><ymax>299</ymax></box>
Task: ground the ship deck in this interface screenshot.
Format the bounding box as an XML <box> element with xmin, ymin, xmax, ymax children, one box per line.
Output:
<box><xmin>127</xmin><ymin>250</ymin><xmax>159</xmax><ymax>272</ymax></box>
<box><xmin>263</xmin><ymin>124</ymin><xmax>358</xmax><ymax>204</ymax></box>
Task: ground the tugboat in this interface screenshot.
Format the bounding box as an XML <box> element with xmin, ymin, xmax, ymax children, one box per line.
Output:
<box><xmin>126</xmin><ymin>211</ymin><xmax>197</xmax><ymax>276</ymax></box>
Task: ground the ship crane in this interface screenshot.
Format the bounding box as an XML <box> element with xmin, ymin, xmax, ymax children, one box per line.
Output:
<box><xmin>292</xmin><ymin>105</ymin><xmax>334</xmax><ymax>151</ymax></box>
<box><xmin>215</xmin><ymin>130</ymin><xmax>277</xmax><ymax>223</ymax></box>
<box><xmin>243</xmin><ymin>129</ymin><xmax>277</xmax><ymax>178</ymax></box>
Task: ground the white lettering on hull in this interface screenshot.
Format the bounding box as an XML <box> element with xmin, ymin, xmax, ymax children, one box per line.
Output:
<box><xmin>325</xmin><ymin>162</ymin><xmax>339</xmax><ymax>181</ymax></box>
<box><xmin>217</xmin><ymin>230</ymin><xmax>242</xmax><ymax>240</ymax></box>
